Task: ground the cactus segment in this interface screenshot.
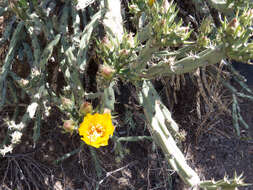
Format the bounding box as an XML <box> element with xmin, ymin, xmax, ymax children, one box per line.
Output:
<box><xmin>138</xmin><ymin>80</ymin><xmax>200</xmax><ymax>187</ymax></box>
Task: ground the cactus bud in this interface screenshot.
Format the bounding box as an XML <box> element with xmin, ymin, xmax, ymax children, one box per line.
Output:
<box><xmin>197</xmin><ymin>36</ymin><xmax>210</xmax><ymax>47</ymax></box>
<box><xmin>129</xmin><ymin>4</ymin><xmax>140</xmax><ymax>14</ymax></box>
<box><xmin>103</xmin><ymin>108</ymin><xmax>111</xmax><ymax>114</ymax></box>
<box><xmin>248</xmin><ymin>9</ymin><xmax>253</xmax><ymax>18</ymax></box>
<box><xmin>148</xmin><ymin>0</ymin><xmax>155</xmax><ymax>7</ymax></box>
<box><xmin>79</xmin><ymin>101</ymin><xmax>93</xmax><ymax>116</ymax></box>
<box><xmin>226</xmin><ymin>18</ymin><xmax>239</xmax><ymax>36</ymax></box>
<box><xmin>102</xmin><ymin>36</ymin><xmax>114</xmax><ymax>50</ymax></box>
<box><xmin>101</xmin><ymin>36</ymin><xmax>109</xmax><ymax>44</ymax></box>
<box><xmin>18</xmin><ymin>79</ymin><xmax>29</xmax><ymax>88</ymax></box>
<box><xmin>228</xmin><ymin>18</ymin><xmax>239</xmax><ymax>28</ymax></box>
<box><xmin>63</xmin><ymin>120</ymin><xmax>76</xmax><ymax>135</ymax></box>
<box><xmin>177</xmin><ymin>26</ymin><xmax>189</xmax><ymax>34</ymax></box>
<box><xmin>99</xmin><ymin>65</ymin><xmax>115</xmax><ymax>80</ymax></box>
<box><xmin>119</xmin><ymin>49</ymin><xmax>130</xmax><ymax>57</ymax></box>
<box><xmin>161</xmin><ymin>19</ymin><xmax>166</xmax><ymax>26</ymax></box>
<box><xmin>241</xmin><ymin>9</ymin><xmax>253</xmax><ymax>25</ymax></box>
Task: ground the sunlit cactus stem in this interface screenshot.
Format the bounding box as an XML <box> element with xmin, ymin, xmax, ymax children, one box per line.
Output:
<box><xmin>142</xmin><ymin>44</ymin><xmax>226</xmax><ymax>78</ymax></box>
<box><xmin>100</xmin><ymin>0</ymin><xmax>123</xmax><ymax>111</ymax></box>
<box><xmin>199</xmin><ymin>173</ymin><xmax>250</xmax><ymax>190</ymax></box>
<box><xmin>138</xmin><ymin>80</ymin><xmax>200</xmax><ymax>187</ymax></box>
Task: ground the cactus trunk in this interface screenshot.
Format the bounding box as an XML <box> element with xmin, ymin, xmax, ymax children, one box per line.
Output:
<box><xmin>138</xmin><ymin>80</ymin><xmax>200</xmax><ymax>187</ymax></box>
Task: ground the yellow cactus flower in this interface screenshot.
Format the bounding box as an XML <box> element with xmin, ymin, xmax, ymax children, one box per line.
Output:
<box><xmin>148</xmin><ymin>0</ymin><xmax>155</xmax><ymax>7</ymax></box>
<box><xmin>78</xmin><ymin>113</ymin><xmax>115</xmax><ymax>148</ymax></box>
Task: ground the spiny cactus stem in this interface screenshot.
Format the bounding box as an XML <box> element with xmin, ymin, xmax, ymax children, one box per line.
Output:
<box><xmin>102</xmin><ymin>81</ymin><xmax>115</xmax><ymax>111</ymax></box>
<box><xmin>116</xmin><ymin>136</ymin><xmax>152</xmax><ymax>142</ymax></box>
<box><xmin>143</xmin><ymin>44</ymin><xmax>226</xmax><ymax>78</ymax></box>
<box><xmin>99</xmin><ymin>0</ymin><xmax>123</xmax><ymax>111</ymax></box>
<box><xmin>0</xmin><ymin>22</ymin><xmax>24</xmax><ymax>107</ymax></box>
<box><xmin>138</xmin><ymin>81</ymin><xmax>200</xmax><ymax>187</ymax></box>
<box><xmin>199</xmin><ymin>175</ymin><xmax>250</xmax><ymax>189</ymax></box>
<box><xmin>77</xmin><ymin>9</ymin><xmax>104</xmax><ymax>70</ymax></box>
<box><xmin>138</xmin><ymin>24</ymin><xmax>152</xmax><ymax>43</ymax></box>
<box><xmin>103</xmin><ymin>0</ymin><xmax>123</xmax><ymax>42</ymax></box>
<box><xmin>131</xmin><ymin>39</ymin><xmax>160</xmax><ymax>71</ymax></box>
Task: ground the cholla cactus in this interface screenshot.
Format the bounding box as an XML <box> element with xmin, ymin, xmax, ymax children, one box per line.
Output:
<box><xmin>96</xmin><ymin>0</ymin><xmax>253</xmax><ymax>189</ymax></box>
<box><xmin>0</xmin><ymin>0</ymin><xmax>252</xmax><ymax>189</ymax></box>
<box><xmin>220</xmin><ymin>8</ymin><xmax>253</xmax><ymax>62</ymax></box>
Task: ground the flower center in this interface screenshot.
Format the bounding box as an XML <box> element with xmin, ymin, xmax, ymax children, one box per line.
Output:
<box><xmin>88</xmin><ymin>124</ymin><xmax>106</xmax><ymax>142</ymax></box>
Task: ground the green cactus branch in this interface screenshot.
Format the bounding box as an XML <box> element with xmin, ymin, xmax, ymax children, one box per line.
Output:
<box><xmin>98</xmin><ymin>0</ymin><xmax>123</xmax><ymax>111</ymax></box>
<box><xmin>103</xmin><ymin>0</ymin><xmax>123</xmax><ymax>42</ymax></box>
<box><xmin>142</xmin><ymin>44</ymin><xmax>226</xmax><ymax>78</ymax></box>
<box><xmin>138</xmin><ymin>80</ymin><xmax>200</xmax><ymax>187</ymax></box>
<box><xmin>102</xmin><ymin>81</ymin><xmax>115</xmax><ymax>111</ymax></box>
<box><xmin>137</xmin><ymin>24</ymin><xmax>152</xmax><ymax>43</ymax></box>
<box><xmin>0</xmin><ymin>16</ymin><xmax>16</xmax><ymax>46</ymax></box>
<box><xmin>96</xmin><ymin>1</ymin><xmax>251</xmax><ymax>187</ymax></box>
<box><xmin>77</xmin><ymin>9</ymin><xmax>105</xmax><ymax>71</ymax></box>
<box><xmin>131</xmin><ymin>39</ymin><xmax>160</xmax><ymax>71</ymax></box>
<box><xmin>0</xmin><ymin>21</ymin><xmax>25</xmax><ymax>107</ymax></box>
<box><xmin>199</xmin><ymin>173</ymin><xmax>250</xmax><ymax>190</ymax></box>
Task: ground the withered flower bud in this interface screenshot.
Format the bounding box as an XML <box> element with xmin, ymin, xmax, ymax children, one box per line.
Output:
<box><xmin>79</xmin><ymin>101</ymin><xmax>93</xmax><ymax>116</ymax></box>
<box><xmin>228</xmin><ymin>18</ymin><xmax>239</xmax><ymax>29</ymax></box>
<box><xmin>226</xmin><ymin>18</ymin><xmax>239</xmax><ymax>36</ymax></box>
<box><xmin>119</xmin><ymin>49</ymin><xmax>130</xmax><ymax>56</ymax></box>
<box><xmin>99</xmin><ymin>65</ymin><xmax>115</xmax><ymax>80</ymax></box>
<box><xmin>102</xmin><ymin>36</ymin><xmax>114</xmax><ymax>50</ymax></box>
<box><xmin>63</xmin><ymin>120</ymin><xmax>76</xmax><ymax>135</ymax></box>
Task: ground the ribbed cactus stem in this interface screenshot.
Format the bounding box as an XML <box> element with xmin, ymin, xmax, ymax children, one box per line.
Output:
<box><xmin>100</xmin><ymin>0</ymin><xmax>124</xmax><ymax>111</ymax></box>
<box><xmin>137</xmin><ymin>24</ymin><xmax>152</xmax><ymax>43</ymax></box>
<box><xmin>103</xmin><ymin>0</ymin><xmax>123</xmax><ymax>42</ymax></box>
<box><xmin>143</xmin><ymin>44</ymin><xmax>226</xmax><ymax>78</ymax></box>
<box><xmin>138</xmin><ymin>81</ymin><xmax>200</xmax><ymax>187</ymax></box>
<box><xmin>102</xmin><ymin>81</ymin><xmax>115</xmax><ymax>111</ymax></box>
<box><xmin>131</xmin><ymin>39</ymin><xmax>160</xmax><ymax>71</ymax></box>
<box><xmin>199</xmin><ymin>173</ymin><xmax>250</xmax><ymax>189</ymax></box>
